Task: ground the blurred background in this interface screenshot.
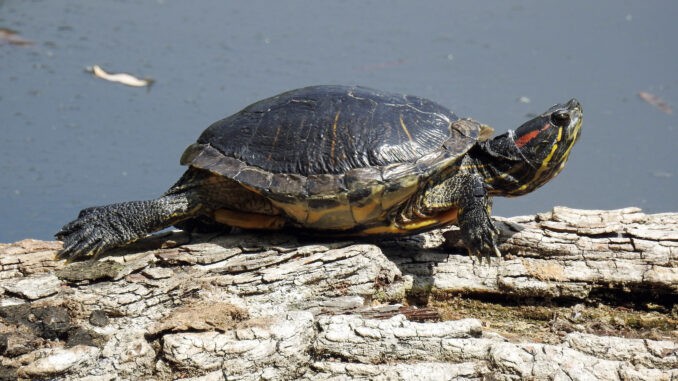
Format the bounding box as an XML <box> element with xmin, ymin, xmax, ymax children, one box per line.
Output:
<box><xmin>1</xmin><ymin>0</ymin><xmax>676</xmax><ymax>242</ymax></box>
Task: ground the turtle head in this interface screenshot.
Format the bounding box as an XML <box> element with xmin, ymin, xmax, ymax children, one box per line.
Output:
<box><xmin>507</xmin><ymin>99</ymin><xmax>583</xmax><ymax>195</ymax></box>
<box><xmin>484</xmin><ymin>99</ymin><xmax>582</xmax><ymax>196</ymax></box>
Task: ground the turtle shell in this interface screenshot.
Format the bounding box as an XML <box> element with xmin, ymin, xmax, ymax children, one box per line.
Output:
<box><xmin>181</xmin><ymin>85</ymin><xmax>488</xmax><ymax>230</ymax></box>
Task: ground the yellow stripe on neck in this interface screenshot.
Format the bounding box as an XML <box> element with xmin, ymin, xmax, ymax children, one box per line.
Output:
<box><xmin>515</xmin><ymin>127</ymin><xmax>562</xmax><ymax>193</ymax></box>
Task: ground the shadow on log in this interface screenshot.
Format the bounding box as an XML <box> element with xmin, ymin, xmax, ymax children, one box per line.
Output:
<box><xmin>0</xmin><ymin>207</ymin><xmax>676</xmax><ymax>380</ymax></box>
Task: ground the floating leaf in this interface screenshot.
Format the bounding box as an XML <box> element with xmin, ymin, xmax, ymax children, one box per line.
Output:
<box><xmin>86</xmin><ymin>65</ymin><xmax>154</xmax><ymax>88</ymax></box>
<box><xmin>638</xmin><ymin>91</ymin><xmax>672</xmax><ymax>114</ymax></box>
<box><xmin>0</xmin><ymin>27</ymin><xmax>33</xmax><ymax>46</ymax></box>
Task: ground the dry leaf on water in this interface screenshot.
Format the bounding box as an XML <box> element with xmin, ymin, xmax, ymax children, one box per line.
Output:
<box><xmin>86</xmin><ymin>65</ymin><xmax>154</xmax><ymax>88</ymax></box>
<box><xmin>638</xmin><ymin>91</ymin><xmax>673</xmax><ymax>114</ymax></box>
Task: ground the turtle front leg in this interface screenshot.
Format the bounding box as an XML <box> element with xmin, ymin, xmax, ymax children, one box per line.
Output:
<box><xmin>422</xmin><ymin>173</ymin><xmax>501</xmax><ymax>263</ymax></box>
<box><xmin>456</xmin><ymin>184</ymin><xmax>501</xmax><ymax>263</ymax></box>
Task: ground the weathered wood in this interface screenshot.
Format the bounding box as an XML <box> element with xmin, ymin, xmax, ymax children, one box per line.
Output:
<box><xmin>397</xmin><ymin>206</ymin><xmax>678</xmax><ymax>299</ymax></box>
<box><xmin>0</xmin><ymin>207</ymin><xmax>676</xmax><ymax>380</ymax></box>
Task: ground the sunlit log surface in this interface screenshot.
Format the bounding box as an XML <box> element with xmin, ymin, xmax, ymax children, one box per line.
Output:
<box><xmin>1</xmin><ymin>207</ymin><xmax>676</xmax><ymax>380</ymax></box>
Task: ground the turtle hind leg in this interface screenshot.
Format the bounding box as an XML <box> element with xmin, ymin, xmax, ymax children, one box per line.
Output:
<box><xmin>56</xmin><ymin>193</ymin><xmax>199</xmax><ymax>261</ymax></box>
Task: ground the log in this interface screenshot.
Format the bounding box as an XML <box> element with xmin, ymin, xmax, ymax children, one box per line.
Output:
<box><xmin>0</xmin><ymin>207</ymin><xmax>676</xmax><ymax>380</ymax></box>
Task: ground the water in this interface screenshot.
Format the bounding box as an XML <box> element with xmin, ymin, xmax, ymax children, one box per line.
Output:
<box><xmin>1</xmin><ymin>1</ymin><xmax>677</xmax><ymax>242</ymax></box>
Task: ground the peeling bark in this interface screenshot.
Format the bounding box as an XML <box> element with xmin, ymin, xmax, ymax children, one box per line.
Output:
<box><xmin>0</xmin><ymin>207</ymin><xmax>676</xmax><ymax>380</ymax></box>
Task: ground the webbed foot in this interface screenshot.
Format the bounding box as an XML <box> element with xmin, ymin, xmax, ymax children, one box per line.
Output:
<box><xmin>56</xmin><ymin>204</ymin><xmax>135</xmax><ymax>261</ymax></box>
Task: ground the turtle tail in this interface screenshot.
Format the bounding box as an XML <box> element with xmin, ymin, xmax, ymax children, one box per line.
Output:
<box><xmin>55</xmin><ymin>193</ymin><xmax>199</xmax><ymax>261</ymax></box>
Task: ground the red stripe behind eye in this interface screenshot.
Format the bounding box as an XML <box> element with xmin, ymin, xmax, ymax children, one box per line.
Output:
<box><xmin>515</xmin><ymin>123</ymin><xmax>551</xmax><ymax>148</ymax></box>
<box><xmin>515</xmin><ymin>130</ymin><xmax>540</xmax><ymax>148</ymax></box>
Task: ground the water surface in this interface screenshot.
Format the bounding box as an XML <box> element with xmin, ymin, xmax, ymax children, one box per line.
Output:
<box><xmin>1</xmin><ymin>1</ymin><xmax>676</xmax><ymax>242</ymax></box>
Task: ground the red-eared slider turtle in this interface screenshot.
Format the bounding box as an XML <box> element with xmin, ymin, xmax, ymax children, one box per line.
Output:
<box><xmin>56</xmin><ymin>85</ymin><xmax>582</xmax><ymax>261</ymax></box>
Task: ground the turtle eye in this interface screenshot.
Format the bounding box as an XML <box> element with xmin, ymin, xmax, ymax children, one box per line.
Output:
<box><xmin>551</xmin><ymin>111</ymin><xmax>570</xmax><ymax>127</ymax></box>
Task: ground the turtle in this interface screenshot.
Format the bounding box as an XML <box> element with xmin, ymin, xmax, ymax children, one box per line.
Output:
<box><xmin>56</xmin><ymin>85</ymin><xmax>582</xmax><ymax>261</ymax></box>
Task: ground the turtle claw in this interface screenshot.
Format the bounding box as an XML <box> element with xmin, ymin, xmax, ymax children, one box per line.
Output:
<box><xmin>55</xmin><ymin>205</ymin><xmax>128</xmax><ymax>261</ymax></box>
<box><xmin>484</xmin><ymin>244</ymin><xmax>502</xmax><ymax>266</ymax></box>
<box><xmin>470</xmin><ymin>241</ymin><xmax>501</xmax><ymax>266</ymax></box>
<box><xmin>56</xmin><ymin>221</ymin><xmax>104</xmax><ymax>261</ymax></box>
<box><xmin>460</xmin><ymin>215</ymin><xmax>502</xmax><ymax>266</ymax></box>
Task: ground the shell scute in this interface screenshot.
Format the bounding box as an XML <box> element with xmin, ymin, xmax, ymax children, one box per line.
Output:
<box><xmin>269</xmin><ymin>173</ymin><xmax>308</xmax><ymax>198</ymax></box>
<box><xmin>233</xmin><ymin>167</ymin><xmax>273</xmax><ymax>191</ymax></box>
<box><xmin>305</xmin><ymin>174</ymin><xmax>347</xmax><ymax>196</ymax></box>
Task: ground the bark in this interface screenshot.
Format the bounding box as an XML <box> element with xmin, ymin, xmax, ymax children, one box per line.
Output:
<box><xmin>0</xmin><ymin>207</ymin><xmax>676</xmax><ymax>380</ymax></box>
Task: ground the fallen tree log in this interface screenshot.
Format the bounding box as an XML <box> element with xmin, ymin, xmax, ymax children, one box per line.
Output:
<box><xmin>0</xmin><ymin>207</ymin><xmax>676</xmax><ymax>380</ymax></box>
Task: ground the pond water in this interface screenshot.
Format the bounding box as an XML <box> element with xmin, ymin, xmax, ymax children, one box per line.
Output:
<box><xmin>1</xmin><ymin>1</ymin><xmax>676</xmax><ymax>242</ymax></box>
